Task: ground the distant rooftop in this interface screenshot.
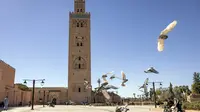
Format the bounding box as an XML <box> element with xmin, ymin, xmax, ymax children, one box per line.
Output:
<box><xmin>29</xmin><ymin>87</ymin><xmax>68</xmax><ymax>89</ymax></box>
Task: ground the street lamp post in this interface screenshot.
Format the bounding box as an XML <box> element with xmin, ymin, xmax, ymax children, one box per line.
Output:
<box><xmin>146</xmin><ymin>81</ymin><xmax>162</xmax><ymax>108</ymax></box>
<box><xmin>43</xmin><ymin>90</ymin><xmax>45</xmax><ymax>107</ymax></box>
<box><xmin>23</xmin><ymin>79</ymin><xmax>45</xmax><ymax>110</ymax></box>
<box><xmin>40</xmin><ymin>82</ymin><xmax>45</xmax><ymax>107</ymax></box>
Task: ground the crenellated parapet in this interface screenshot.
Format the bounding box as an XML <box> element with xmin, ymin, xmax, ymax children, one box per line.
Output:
<box><xmin>70</xmin><ymin>12</ymin><xmax>90</xmax><ymax>19</ymax></box>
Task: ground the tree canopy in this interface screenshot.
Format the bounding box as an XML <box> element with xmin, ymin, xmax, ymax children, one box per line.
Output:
<box><xmin>192</xmin><ymin>72</ymin><xmax>200</xmax><ymax>94</ymax></box>
<box><xmin>15</xmin><ymin>83</ymin><xmax>31</xmax><ymax>91</ymax></box>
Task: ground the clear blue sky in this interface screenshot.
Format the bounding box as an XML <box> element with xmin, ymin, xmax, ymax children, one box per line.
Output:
<box><xmin>0</xmin><ymin>0</ymin><xmax>200</xmax><ymax>97</ymax></box>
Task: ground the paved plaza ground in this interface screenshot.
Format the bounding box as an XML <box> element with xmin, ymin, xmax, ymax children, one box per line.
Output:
<box><xmin>0</xmin><ymin>105</ymin><xmax>156</xmax><ymax>112</ymax></box>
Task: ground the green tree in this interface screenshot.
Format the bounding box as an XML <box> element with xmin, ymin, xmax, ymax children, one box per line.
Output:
<box><xmin>192</xmin><ymin>72</ymin><xmax>200</xmax><ymax>94</ymax></box>
<box><xmin>185</xmin><ymin>85</ymin><xmax>192</xmax><ymax>95</ymax></box>
<box><xmin>173</xmin><ymin>85</ymin><xmax>192</xmax><ymax>101</ymax></box>
<box><xmin>15</xmin><ymin>83</ymin><xmax>30</xmax><ymax>91</ymax></box>
<box><xmin>156</xmin><ymin>89</ymin><xmax>162</xmax><ymax>96</ymax></box>
<box><xmin>133</xmin><ymin>93</ymin><xmax>136</xmax><ymax>98</ymax></box>
<box><xmin>157</xmin><ymin>88</ymin><xmax>169</xmax><ymax>102</ymax></box>
<box><xmin>168</xmin><ymin>82</ymin><xmax>175</xmax><ymax>100</ymax></box>
<box><xmin>173</xmin><ymin>86</ymin><xmax>184</xmax><ymax>101</ymax></box>
<box><xmin>149</xmin><ymin>88</ymin><xmax>153</xmax><ymax>100</ymax></box>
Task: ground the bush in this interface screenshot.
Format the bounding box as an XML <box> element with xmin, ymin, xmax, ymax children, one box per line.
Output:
<box><xmin>182</xmin><ymin>101</ymin><xmax>200</xmax><ymax>110</ymax></box>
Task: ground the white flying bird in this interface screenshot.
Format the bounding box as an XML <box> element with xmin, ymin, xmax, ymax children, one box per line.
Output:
<box><xmin>144</xmin><ymin>67</ymin><xmax>159</xmax><ymax>74</ymax></box>
<box><xmin>121</xmin><ymin>71</ymin><xmax>128</xmax><ymax>87</ymax></box>
<box><xmin>158</xmin><ymin>20</ymin><xmax>177</xmax><ymax>52</ymax></box>
<box><xmin>102</xmin><ymin>89</ymin><xmax>111</xmax><ymax>100</ymax></box>
<box><xmin>109</xmin><ymin>71</ymin><xmax>128</xmax><ymax>87</ymax></box>
<box><xmin>83</xmin><ymin>79</ymin><xmax>91</xmax><ymax>89</ymax></box>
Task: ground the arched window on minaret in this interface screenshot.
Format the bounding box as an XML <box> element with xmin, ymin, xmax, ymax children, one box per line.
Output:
<box><xmin>74</xmin><ymin>0</ymin><xmax>85</xmax><ymax>13</ymax></box>
<box><xmin>75</xmin><ymin>36</ymin><xmax>84</xmax><ymax>47</ymax></box>
<box><xmin>78</xmin><ymin>87</ymin><xmax>81</xmax><ymax>92</ymax></box>
<box><xmin>77</xmin><ymin>22</ymin><xmax>79</xmax><ymax>27</ymax></box>
<box><xmin>73</xmin><ymin>57</ymin><xmax>86</xmax><ymax>70</ymax></box>
<box><xmin>78</xmin><ymin>64</ymin><xmax>81</xmax><ymax>69</ymax></box>
<box><xmin>80</xmin><ymin>42</ymin><xmax>83</xmax><ymax>46</ymax></box>
<box><xmin>81</xmin><ymin>23</ymin><xmax>83</xmax><ymax>27</ymax></box>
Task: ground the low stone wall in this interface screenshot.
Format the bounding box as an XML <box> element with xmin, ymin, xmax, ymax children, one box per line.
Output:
<box><xmin>150</xmin><ymin>107</ymin><xmax>200</xmax><ymax>112</ymax></box>
<box><xmin>131</xmin><ymin>102</ymin><xmax>154</xmax><ymax>105</ymax></box>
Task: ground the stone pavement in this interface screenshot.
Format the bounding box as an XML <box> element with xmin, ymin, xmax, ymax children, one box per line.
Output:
<box><xmin>0</xmin><ymin>105</ymin><xmax>155</xmax><ymax>112</ymax></box>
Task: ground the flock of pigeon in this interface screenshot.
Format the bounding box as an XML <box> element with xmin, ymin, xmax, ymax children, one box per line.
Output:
<box><xmin>138</xmin><ymin>67</ymin><xmax>159</xmax><ymax>95</ymax></box>
<box><xmin>84</xmin><ymin>71</ymin><xmax>128</xmax><ymax>102</ymax></box>
<box><xmin>138</xmin><ymin>20</ymin><xmax>178</xmax><ymax>97</ymax></box>
<box><xmin>82</xmin><ymin>20</ymin><xmax>177</xmax><ymax>111</ymax></box>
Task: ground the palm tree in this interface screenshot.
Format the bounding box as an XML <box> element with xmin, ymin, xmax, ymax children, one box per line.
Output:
<box><xmin>97</xmin><ymin>78</ymin><xmax>101</xmax><ymax>87</ymax></box>
<box><xmin>133</xmin><ymin>93</ymin><xmax>136</xmax><ymax>98</ymax></box>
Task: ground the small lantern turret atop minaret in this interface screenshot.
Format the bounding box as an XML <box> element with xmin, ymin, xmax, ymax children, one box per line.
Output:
<box><xmin>74</xmin><ymin>0</ymin><xmax>85</xmax><ymax>13</ymax></box>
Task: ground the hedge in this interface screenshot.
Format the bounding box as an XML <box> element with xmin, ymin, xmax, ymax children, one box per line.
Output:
<box><xmin>182</xmin><ymin>102</ymin><xmax>200</xmax><ymax>110</ymax></box>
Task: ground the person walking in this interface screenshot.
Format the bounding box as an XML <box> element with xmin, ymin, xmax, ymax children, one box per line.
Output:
<box><xmin>3</xmin><ymin>96</ymin><xmax>9</xmax><ymax>111</ymax></box>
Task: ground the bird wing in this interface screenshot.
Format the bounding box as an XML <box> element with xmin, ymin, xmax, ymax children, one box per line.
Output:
<box><xmin>160</xmin><ymin>28</ymin><xmax>170</xmax><ymax>35</ymax></box>
<box><xmin>110</xmin><ymin>74</ymin><xmax>115</xmax><ymax>80</ymax></box>
<box><xmin>109</xmin><ymin>85</ymin><xmax>119</xmax><ymax>89</ymax></box>
<box><xmin>107</xmin><ymin>71</ymin><xmax>114</xmax><ymax>75</ymax></box>
<box><xmin>124</xmin><ymin>104</ymin><xmax>128</xmax><ymax>108</ymax></box>
<box><xmin>102</xmin><ymin>77</ymin><xmax>108</xmax><ymax>83</ymax></box>
<box><xmin>144</xmin><ymin>78</ymin><xmax>149</xmax><ymax>84</ymax></box>
<box><xmin>121</xmin><ymin>71</ymin><xmax>126</xmax><ymax>80</ymax></box>
<box><xmin>139</xmin><ymin>84</ymin><xmax>145</xmax><ymax>89</ymax></box>
<box><xmin>121</xmin><ymin>83</ymin><xmax>125</xmax><ymax>87</ymax></box>
<box><xmin>102</xmin><ymin>89</ymin><xmax>111</xmax><ymax>100</ymax></box>
<box><xmin>160</xmin><ymin>20</ymin><xmax>177</xmax><ymax>35</ymax></box>
<box><xmin>84</xmin><ymin>81</ymin><xmax>89</xmax><ymax>85</ymax></box>
<box><xmin>157</xmin><ymin>38</ymin><xmax>165</xmax><ymax>52</ymax></box>
<box><xmin>103</xmin><ymin>71</ymin><xmax>114</xmax><ymax>77</ymax></box>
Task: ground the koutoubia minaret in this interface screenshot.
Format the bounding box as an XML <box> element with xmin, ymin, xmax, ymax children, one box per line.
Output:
<box><xmin>68</xmin><ymin>0</ymin><xmax>91</xmax><ymax>103</ymax></box>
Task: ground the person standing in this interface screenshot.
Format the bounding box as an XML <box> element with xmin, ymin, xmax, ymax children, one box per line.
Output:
<box><xmin>4</xmin><ymin>96</ymin><xmax>9</xmax><ymax>111</ymax></box>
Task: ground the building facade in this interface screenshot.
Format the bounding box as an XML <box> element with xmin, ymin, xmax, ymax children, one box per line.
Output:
<box><xmin>68</xmin><ymin>0</ymin><xmax>92</xmax><ymax>104</ymax></box>
<box><xmin>91</xmin><ymin>91</ymin><xmax>121</xmax><ymax>104</ymax></box>
<box><xmin>0</xmin><ymin>60</ymin><xmax>16</xmax><ymax>104</ymax></box>
<box><xmin>31</xmin><ymin>87</ymin><xmax>68</xmax><ymax>105</ymax></box>
<box><xmin>0</xmin><ymin>60</ymin><xmax>31</xmax><ymax>106</ymax></box>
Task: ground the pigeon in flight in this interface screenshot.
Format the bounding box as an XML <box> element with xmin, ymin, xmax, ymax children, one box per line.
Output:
<box><xmin>109</xmin><ymin>71</ymin><xmax>128</xmax><ymax>87</ymax></box>
<box><xmin>102</xmin><ymin>76</ymin><xmax>109</xmax><ymax>86</ymax></box>
<box><xmin>157</xmin><ymin>20</ymin><xmax>177</xmax><ymax>52</ymax></box>
<box><xmin>101</xmin><ymin>89</ymin><xmax>111</xmax><ymax>101</ymax></box>
<box><xmin>121</xmin><ymin>71</ymin><xmax>128</xmax><ymax>86</ymax></box>
<box><xmin>104</xmin><ymin>85</ymin><xmax>119</xmax><ymax>90</ymax></box>
<box><xmin>116</xmin><ymin>103</ymin><xmax>129</xmax><ymax>112</ymax></box>
<box><xmin>83</xmin><ymin>79</ymin><xmax>91</xmax><ymax>89</ymax></box>
<box><xmin>139</xmin><ymin>78</ymin><xmax>149</xmax><ymax>92</ymax></box>
<box><xmin>144</xmin><ymin>67</ymin><xmax>159</xmax><ymax>74</ymax></box>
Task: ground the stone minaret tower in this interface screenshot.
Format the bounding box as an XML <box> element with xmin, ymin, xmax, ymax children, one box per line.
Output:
<box><xmin>68</xmin><ymin>0</ymin><xmax>91</xmax><ymax>103</ymax></box>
